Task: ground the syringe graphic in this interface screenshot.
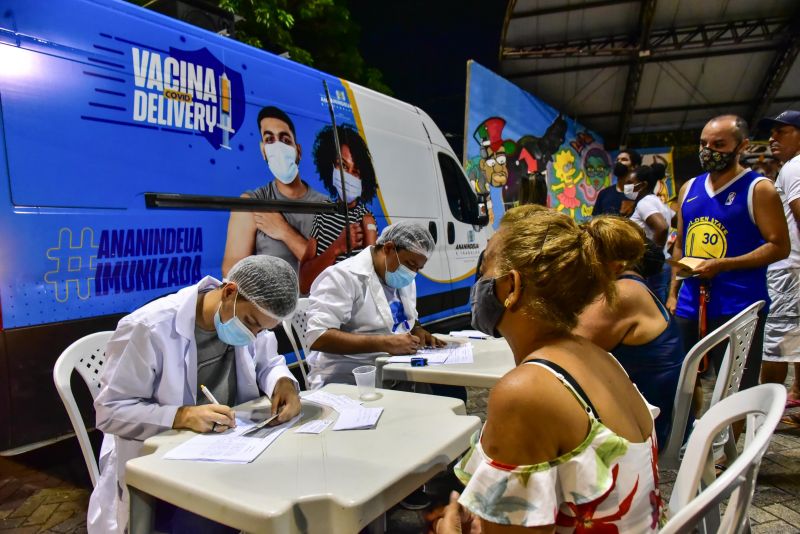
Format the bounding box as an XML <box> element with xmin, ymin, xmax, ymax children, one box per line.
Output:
<box><xmin>218</xmin><ymin>72</ymin><xmax>234</xmax><ymax>149</ymax></box>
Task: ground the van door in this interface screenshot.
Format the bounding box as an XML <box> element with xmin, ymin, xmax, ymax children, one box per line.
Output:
<box><xmin>344</xmin><ymin>84</ymin><xmax>455</xmax><ymax>321</ymax></box>
<box><xmin>430</xmin><ymin>148</ymin><xmax>490</xmax><ymax>316</ymax></box>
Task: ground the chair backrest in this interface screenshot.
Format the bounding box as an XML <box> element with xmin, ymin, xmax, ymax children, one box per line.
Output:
<box><xmin>52</xmin><ymin>331</ymin><xmax>114</xmax><ymax>487</ymax></box>
<box><xmin>661</xmin><ymin>383</ymin><xmax>785</xmax><ymax>534</ymax></box>
<box><xmin>282</xmin><ymin>298</ymin><xmax>311</xmax><ymax>390</ymax></box>
<box><xmin>659</xmin><ymin>300</ymin><xmax>764</xmax><ymax>470</ymax></box>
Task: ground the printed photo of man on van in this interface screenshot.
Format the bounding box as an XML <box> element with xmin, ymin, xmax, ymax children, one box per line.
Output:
<box><xmin>222</xmin><ymin>106</ymin><xmax>327</xmax><ymax>277</ymax></box>
<box><xmin>298</xmin><ymin>124</ymin><xmax>378</xmax><ymax>294</ymax></box>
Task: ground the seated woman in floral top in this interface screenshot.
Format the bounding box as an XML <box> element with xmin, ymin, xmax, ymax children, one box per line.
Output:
<box><xmin>436</xmin><ymin>206</ymin><xmax>666</xmax><ymax>534</ymax></box>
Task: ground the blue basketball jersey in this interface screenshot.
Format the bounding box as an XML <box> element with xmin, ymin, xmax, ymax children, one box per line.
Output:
<box><xmin>676</xmin><ymin>169</ymin><xmax>770</xmax><ymax>319</ymax></box>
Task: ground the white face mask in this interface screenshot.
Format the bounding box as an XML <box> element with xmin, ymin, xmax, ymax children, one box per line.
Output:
<box><xmin>332</xmin><ymin>166</ymin><xmax>362</xmax><ymax>203</ymax></box>
<box><xmin>264</xmin><ymin>142</ymin><xmax>298</xmax><ymax>184</ymax></box>
<box><xmin>623</xmin><ymin>183</ymin><xmax>639</xmax><ymax>200</ymax></box>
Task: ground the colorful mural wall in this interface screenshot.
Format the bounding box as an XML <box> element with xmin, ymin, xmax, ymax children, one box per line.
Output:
<box><xmin>464</xmin><ymin>61</ymin><xmax>612</xmax><ymax>225</ymax></box>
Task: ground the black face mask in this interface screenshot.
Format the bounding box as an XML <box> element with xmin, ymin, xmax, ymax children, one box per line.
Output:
<box><xmin>470</xmin><ymin>277</ymin><xmax>505</xmax><ymax>338</ymax></box>
<box><xmin>613</xmin><ymin>162</ymin><xmax>629</xmax><ymax>178</ymax></box>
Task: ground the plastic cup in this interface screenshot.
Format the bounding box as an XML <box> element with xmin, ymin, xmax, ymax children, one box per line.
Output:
<box><xmin>352</xmin><ymin>365</ymin><xmax>379</xmax><ymax>401</ymax></box>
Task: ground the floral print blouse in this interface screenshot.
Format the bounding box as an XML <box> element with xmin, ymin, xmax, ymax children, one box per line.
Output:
<box><xmin>455</xmin><ymin>361</ymin><xmax>667</xmax><ymax>532</ymax></box>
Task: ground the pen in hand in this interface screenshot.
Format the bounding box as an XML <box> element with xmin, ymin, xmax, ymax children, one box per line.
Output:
<box><xmin>200</xmin><ymin>384</ymin><xmax>220</xmax><ymax>405</ymax></box>
<box><xmin>200</xmin><ymin>384</ymin><xmax>235</xmax><ymax>430</ymax></box>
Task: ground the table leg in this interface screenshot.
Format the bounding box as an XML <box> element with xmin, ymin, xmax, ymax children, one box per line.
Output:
<box><xmin>129</xmin><ymin>486</ymin><xmax>156</xmax><ymax>534</ymax></box>
<box><xmin>375</xmin><ymin>360</ymin><xmax>385</xmax><ymax>387</ymax></box>
<box><xmin>365</xmin><ymin>512</ymin><xmax>386</xmax><ymax>534</ymax></box>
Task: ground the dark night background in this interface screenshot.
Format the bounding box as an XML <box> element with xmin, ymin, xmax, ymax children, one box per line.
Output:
<box><xmin>348</xmin><ymin>1</ymin><xmax>508</xmax><ymax>159</ymax></box>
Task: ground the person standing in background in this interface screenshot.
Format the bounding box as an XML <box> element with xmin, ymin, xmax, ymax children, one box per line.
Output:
<box><xmin>592</xmin><ymin>149</ymin><xmax>641</xmax><ymax>216</ymax></box>
<box><xmin>667</xmin><ymin>115</ymin><xmax>789</xmax><ymax>396</ymax></box>
<box><xmin>757</xmin><ymin>111</ymin><xmax>800</xmax><ymax>417</ymax></box>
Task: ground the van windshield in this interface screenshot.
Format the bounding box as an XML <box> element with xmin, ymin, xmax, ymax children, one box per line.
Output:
<box><xmin>437</xmin><ymin>153</ymin><xmax>482</xmax><ymax>225</ymax></box>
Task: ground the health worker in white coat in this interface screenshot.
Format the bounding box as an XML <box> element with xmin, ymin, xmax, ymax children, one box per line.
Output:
<box><xmin>305</xmin><ymin>221</ymin><xmax>445</xmax><ymax>388</ymax></box>
<box><xmin>88</xmin><ymin>255</ymin><xmax>302</xmax><ymax>534</ymax></box>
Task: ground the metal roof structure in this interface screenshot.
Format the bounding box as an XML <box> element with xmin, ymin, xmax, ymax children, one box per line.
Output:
<box><xmin>499</xmin><ymin>0</ymin><xmax>800</xmax><ymax>146</ymax></box>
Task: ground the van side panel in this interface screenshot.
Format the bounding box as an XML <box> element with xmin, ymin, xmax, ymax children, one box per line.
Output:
<box><xmin>0</xmin><ymin>0</ymin><xmax>482</xmax><ymax>449</ymax></box>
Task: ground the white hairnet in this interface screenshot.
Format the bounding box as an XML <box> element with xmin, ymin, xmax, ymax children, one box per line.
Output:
<box><xmin>227</xmin><ymin>255</ymin><xmax>298</xmax><ymax>319</ymax></box>
<box><xmin>376</xmin><ymin>221</ymin><xmax>435</xmax><ymax>259</ymax></box>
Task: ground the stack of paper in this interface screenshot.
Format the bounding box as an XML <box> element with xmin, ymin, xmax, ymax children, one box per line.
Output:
<box><xmin>164</xmin><ymin>416</ymin><xmax>299</xmax><ymax>463</ymax></box>
<box><xmin>386</xmin><ymin>343</ymin><xmax>474</xmax><ymax>365</ymax></box>
<box><xmin>304</xmin><ymin>390</ymin><xmax>363</xmax><ymax>411</ymax></box>
<box><xmin>332</xmin><ymin>407</ymin><xmax>383</xmax><ymax>431</ymax></box>
<box><xmin>440</xmin><ymin>343</ymin><xmax>474</xmax><ymax>365</ymax></box>
<box><xmin>303</xmin><ymin>390</ymin><xmax>384</xmax><ymax>432</ymax></box>
<box><xmin>294</xmin><ymin>419</ymin><xmax>333</xmax><ymax>434</ymax></box>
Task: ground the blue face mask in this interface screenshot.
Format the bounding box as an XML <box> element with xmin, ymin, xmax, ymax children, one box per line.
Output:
<box><xmin>385</xmin><ymin>249</ymin><xmax>417</xmax><ymax>289</ymax></box>
<box><xmin>214</xmin><ymin>292</ymin><xmax>257</xmax><ymax>346</ymax></box>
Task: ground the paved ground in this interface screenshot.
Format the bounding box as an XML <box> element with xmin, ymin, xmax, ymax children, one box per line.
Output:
<box><xmin>2</xmin><ymin>375</ymin><xmax>800</xmax><ymax>533</ymax></box>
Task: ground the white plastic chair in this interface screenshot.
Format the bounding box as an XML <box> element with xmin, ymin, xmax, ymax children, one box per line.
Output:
<box><xmin>52</xmin><ymin>331</ymin><xmax>114</xmax><ymax>487</ymax></box>
<box><xmin>282</xmin><ymin>297</ymin><xmax>312</xmax><ymax>390</ymax></box>
<box><xmin>659</xmin><ymin>300</ymin><xmax>765</xmax><ymax>470</ymax></box>
<box><xmin>661</xmin><ymin>383</ymin><xmax>785</xmax><ymax>534</ymax></box>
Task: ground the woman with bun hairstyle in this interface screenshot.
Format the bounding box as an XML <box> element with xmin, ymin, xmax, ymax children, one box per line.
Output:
<box><xmin>435</xmin><ymin>206</ymin><xmax>664</xmax><ymax>534</ymax></box>
<box><xmin>575</xmin><ymin>222</ymin><xmax>685</xmax><ymax>451</ymax></box>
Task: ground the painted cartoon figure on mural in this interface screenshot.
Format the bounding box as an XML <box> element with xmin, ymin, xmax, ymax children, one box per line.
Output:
<box><xmin>468</xmin><ymin>117</ymin><xmax>515</xmax><ymax>223</ymax></box>
<box><xmin>580</xmin><ymin>146</ymin><xmax>613</xmax><ymax>215</ymax></box>
<box><xmin>551</xmin><ymin>148</ymin><xmax>585</xmax><ymax>219</ymax></box>
<box><xmin>468</xmin><ymin>115</ymin><xmax>567</xmax><ymax>215</ymax></box>
<box><xmin>473</xmin><ymin>117</ymin><xmax>516</xmax><ymax>190</ymax></box>
<box><xmin>509</xmin><ymin>114</ymin><xmax>568</xmax><ymax>206</ymax></box>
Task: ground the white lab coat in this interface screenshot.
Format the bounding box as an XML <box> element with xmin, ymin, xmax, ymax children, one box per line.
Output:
<box><xmin>87</xmin><ymin>276</ymin><xmax>297</xmax><ymax>534</ymax></box>
<box><xmin>305</xmin><ymin>247</ymin><xmax>418</xmax><ymax>388</ymax></box>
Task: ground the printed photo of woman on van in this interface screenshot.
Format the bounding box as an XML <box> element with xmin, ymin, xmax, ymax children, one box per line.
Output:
<box><xmin>298</xmin><ymin>124</ymin><xmax>378</xmax><ymax>294</ymax></box>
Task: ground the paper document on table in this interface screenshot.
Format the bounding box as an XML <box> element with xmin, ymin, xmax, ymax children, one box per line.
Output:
<box><xmin>332</xmin><ymin>407</ymin><xmax>383</xmax><ymax>431</ymax></box>
<box><xmin>449</xmin><ymin>330</ymin><xmax>490</xmax><ymax>339</ymax></box>
<box><xmin>164</xmin><ymin>415</ymin><xmax>300</xmax><ymax>463</ymax></box>
<box><xmin>303</xmin><ymin>390</ymin><xmax>362</xmax><ymax>412</ymax></box>
<box><xmin>416</xmin><ymin>343</ymin><xmax>474</xmax><ymax>365</ymax></box>
<box><xmin>440</xmin><ymin>343</ymin><xmax>474</xmax><ymax>365</ymax></box>
<box><xmin>387</xmin><ymin>343</ymin><xmax>474</xmax><ymax>365</ymax></box>
<box><xmin>294</xmin><ymin>419</ymin><xmax>333</xmax><ymax>434</ymax></box>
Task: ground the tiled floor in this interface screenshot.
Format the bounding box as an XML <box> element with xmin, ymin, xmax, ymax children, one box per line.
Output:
<box><xmin>2</xmin><ymin>377</ymin><xmax>800</xmax><ymax>533</ymax></box>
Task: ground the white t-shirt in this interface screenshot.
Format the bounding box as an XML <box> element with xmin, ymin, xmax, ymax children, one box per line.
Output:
<box><xmin>631</xmin><ymin>194</ymin><xmax>673</xmax><ymax>257</ymax></box>
<box><xmin>770</xmin><ymin>154</ymin><xmax>800</xmax><ymax>270</ymax></box>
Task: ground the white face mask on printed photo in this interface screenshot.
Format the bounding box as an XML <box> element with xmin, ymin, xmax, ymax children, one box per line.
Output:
<box><xmin>332</xmin><ymin>166</ymin><xmax>362</xmax><ymax>203</ymax></box>
<box><xmin>264</xmin><ymin>142</ymin><xmax>298</xmax><ymax>184</ymax></box>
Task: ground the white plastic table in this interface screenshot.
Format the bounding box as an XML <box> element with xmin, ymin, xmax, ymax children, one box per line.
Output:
<box><xmin>376</xmin><ymin>336</ymin><xmax>515</xmax><ymax>388</ymax></box>
<box><xmin>126</xmin><ymin>384</ymin><xmax>481</xmax><ymax>534</ymax></box>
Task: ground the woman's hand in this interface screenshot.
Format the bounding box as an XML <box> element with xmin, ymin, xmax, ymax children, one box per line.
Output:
<box><xmin>428</xmin><ymin>492</ymin><xmax>480</xmax><ymax>534</ymax></box>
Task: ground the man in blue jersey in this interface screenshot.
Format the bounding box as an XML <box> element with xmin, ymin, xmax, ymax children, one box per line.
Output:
<box><xmin>666</xmin><ymin>115</ymin><xmax>790</xmax><ymax>393</ymax></box>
